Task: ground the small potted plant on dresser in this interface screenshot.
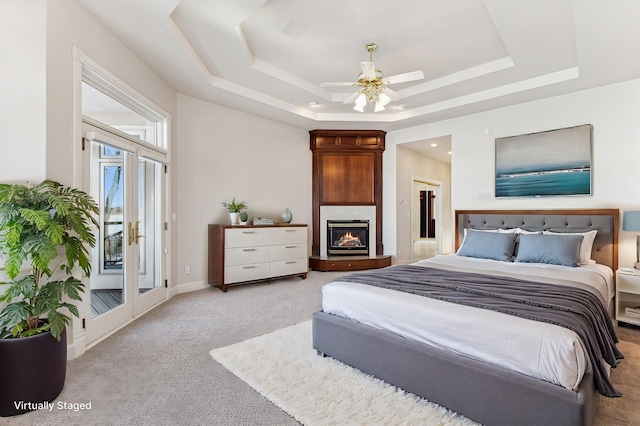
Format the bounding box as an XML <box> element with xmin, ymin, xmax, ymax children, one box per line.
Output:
<box><xmin>221</xmin><ymin>197</ymin><xmax>247</xmax><ymax>225</ymax></box>
<box><xmin>0</xmin><ymin>180</ymin><xmax>98</xmax><ymax>417</ymax></box>
<box><xmin>238</xmin><ymin>211</ymin><xmax>249</xmax><ymax>225</ymax></box>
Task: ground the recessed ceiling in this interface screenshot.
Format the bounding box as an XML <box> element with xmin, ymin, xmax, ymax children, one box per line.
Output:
<box><xmin>75</xmin><ymin>0</ymin><xmax>640</xmax><ymax>132</ymax></box>
<box><xmin>402</xmin><ymin>136</ymin><xmax>452</xmax><ymax>164</ymax></box>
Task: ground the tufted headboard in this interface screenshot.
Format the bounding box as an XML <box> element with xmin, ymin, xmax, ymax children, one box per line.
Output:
<box><xmin>455</xmin><ymin>209</ymin><xmax>619</xmax><ymax>272</ymax></box>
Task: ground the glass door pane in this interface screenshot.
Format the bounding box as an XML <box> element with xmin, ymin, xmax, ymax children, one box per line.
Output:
<box><xmin>91</xmin><ymin>144</ymin><xmax>126</xmax><ymax>318</ymax></box>
<box><xmin>138</xmin><ymin>158</ymin><xmax>159</xmax><ymax>293</ymax></box>
<box><xmin>134</xmin><ymin>158</ymin><xmax>165</xmax><ymax>316</ymax></box>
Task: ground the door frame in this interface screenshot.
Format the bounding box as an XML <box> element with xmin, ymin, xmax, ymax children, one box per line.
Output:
<box><xmin>81</xmin><ymin>123</ymin><xmax>167</xmax><ymax>347</ymax></box>
<box><xmin>71</xmin><ymin>47</ymin><xmax>171</xmax><ymax>358</ymax></box>
<box><xmin>411</xmin><ymin>175</ymin><xmax>443</xmax><ymax>263</ymax></box>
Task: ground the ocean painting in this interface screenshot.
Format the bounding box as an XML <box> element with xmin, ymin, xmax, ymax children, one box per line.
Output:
<box><xmin>495</xmin><ymin>124</ymin><xmax>592</xmax><ymax>198</ymax></box>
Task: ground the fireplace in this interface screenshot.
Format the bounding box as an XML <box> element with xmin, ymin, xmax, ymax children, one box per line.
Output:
<box><xmin>327</xmin><ymin>220</ymin><xmax>369</xmax><ymax>255</ymax></box>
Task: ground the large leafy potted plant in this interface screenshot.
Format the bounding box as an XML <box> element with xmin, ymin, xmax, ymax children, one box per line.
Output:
<box><xmin>0</xmin><ymin>180</ymin><xmax>98</xmax><ymax>417</ymax></box>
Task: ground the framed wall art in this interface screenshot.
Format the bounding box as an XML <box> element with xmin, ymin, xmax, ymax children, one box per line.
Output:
<box><xmin>495</xmin><ymin>124</ymin><xmax>593</xmax><ymax>198</ymax></box>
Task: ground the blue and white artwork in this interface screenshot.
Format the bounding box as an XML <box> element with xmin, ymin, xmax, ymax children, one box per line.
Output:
<box><xmin>495</xmin><ymin>124</ymin><xmax>592</xmax><ymax>198</ymax></box>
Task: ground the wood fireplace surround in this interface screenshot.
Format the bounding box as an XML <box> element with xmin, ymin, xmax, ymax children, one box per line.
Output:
<box><xmin>309</xmin><ymin>129</ymin><xmax>391</xmax><ymax>271</ymax></box>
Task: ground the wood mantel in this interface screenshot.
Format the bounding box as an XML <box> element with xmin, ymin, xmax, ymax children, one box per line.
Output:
<box><xmin>310</xmin><ymin>129</ymin><xmax>386</xmax><ymax>260</ymax></box>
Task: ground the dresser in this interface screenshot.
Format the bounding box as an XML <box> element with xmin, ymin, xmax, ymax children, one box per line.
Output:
<box><xmin>208</xmin><ymin>224</ymin><xmax>308</xmax><ymax>292</ymax></box>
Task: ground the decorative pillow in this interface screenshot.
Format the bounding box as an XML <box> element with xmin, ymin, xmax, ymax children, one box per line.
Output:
<box><xmin>497</xmin><ymin>228</ymin><xmax>542</xmax><ymax>258</ymax></box>
<box><xmin>542</xmin><ymin>230</ymin><xmax>597</xmax><ymax>265</ymax></box>
<box><xmin>515</xmin><ymin>234</ymin><xmax>584</xmax><ymax>267</ymax></box>
<box><xmin>459</xmin><ymin>228</ymin><xmax>499</xmax><ymax>249</ymax></box>
<box><xmin>457</xmin><ymin>229</ymin><xmax>518</xmax><ymax>262</ymax></box>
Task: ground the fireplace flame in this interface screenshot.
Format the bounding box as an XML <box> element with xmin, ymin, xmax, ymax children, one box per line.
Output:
<box><xmin>336</xmin><ymin>232</ymin><xmax>362</xmax><ymax>247</ymax></box>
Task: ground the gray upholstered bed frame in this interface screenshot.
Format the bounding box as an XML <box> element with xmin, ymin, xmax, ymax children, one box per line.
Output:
<box><xmin>313</xmin><ymin>209</ymin><xmax>619</xmax><ymax>426</ymax></box>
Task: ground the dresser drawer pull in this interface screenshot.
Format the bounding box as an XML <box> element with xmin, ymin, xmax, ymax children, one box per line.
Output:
<box><xmin>285</xmin><ymin>261</ymin><xmax>296</xmax><ymax>264</ymax></box>
<box><xmin>242</xmin><ymin>266</ymin><xmax>257</xmax><ymax>269</ymax></box>
<box><xmin>242</xmin><ymin>231</ymin><xmax>256</xmax><ymax>234</ymax></box>
<box><xmin>285</xmin><ymin>229</ymin><xmax>297</xmax><ymax>232</ymax></box>
<box><xmin>242</xmin><ymin>248</ymin><xmax>257</xmax><ymax>252</ymax></box>
<box><xmin>285</xmin><ymin>245</ymin><xmax>297</xmax><ymax>248</ymax></box>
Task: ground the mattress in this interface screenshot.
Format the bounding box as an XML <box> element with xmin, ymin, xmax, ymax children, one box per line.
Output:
<box><xmin>321</xmin><ymin>254</ymin><xmax>614</xmax><ymax>391</ymax></box>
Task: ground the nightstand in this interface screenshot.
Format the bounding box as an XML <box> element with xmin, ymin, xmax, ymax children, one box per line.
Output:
<box><xmin>616</xmin><ymin>268</ymin><xmax>640</xmax><ymax>326</ymax></box>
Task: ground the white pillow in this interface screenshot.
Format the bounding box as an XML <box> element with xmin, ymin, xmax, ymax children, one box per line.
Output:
<box><xmin>497</xmin><ymin>228</ymin><xmax>541</xmax><ymax>234</ymax></box>
<box><xmin>515</xmin><ymin>228</ymin><xmax>542</xmax><ymax>235</ymax></box>
<box><xmin>542</xmin><ymin>230</ymin><xmax>597</xmax><ymax>265</ymax></box>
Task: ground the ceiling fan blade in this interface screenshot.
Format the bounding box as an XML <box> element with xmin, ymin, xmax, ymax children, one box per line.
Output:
<box><xmin>386</xmin><ymin>70</ymin><xmax>424</xmax><ymax>84</ymax></box>
<box><xmin>382</xmin><ymin>87</ymin><xmax>403</xmax><ymax>101</ymax></box>
<box><xmin>360</xmin><ymin>62</ymin><xmax>376</xmax><ymax>79</ymax></box>
<box><xmin>343</xmin><ymin>90</ymin><xmax>362</xmax><ymax>104</ymax></box>
<box><xmin>321</xmin><ymin>82</ymin><xmax>356</xmax><ymax>87</ymax></box>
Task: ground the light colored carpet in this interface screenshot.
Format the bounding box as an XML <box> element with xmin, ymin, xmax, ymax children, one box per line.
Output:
<box><xmin>3</xmin><ymin>270</ymin><xmax>639</xmax><ymax>425</ymax></box>
<box><xmin>210</xmin><ymin>321</ymin><xmax>479</xmax><ymax>426</ymax></box>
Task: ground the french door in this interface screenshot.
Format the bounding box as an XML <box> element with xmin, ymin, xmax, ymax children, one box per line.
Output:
<box><xmin>82</xmin><ymin>121</ymin><xmax>166</xmax><ymax>344</ymax></box>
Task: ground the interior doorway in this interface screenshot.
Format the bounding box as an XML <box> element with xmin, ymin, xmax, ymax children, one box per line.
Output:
<box><xmin>412</xmin><ymin>177</ymin><xmax>442</xmax><ymax>262</ymax></box>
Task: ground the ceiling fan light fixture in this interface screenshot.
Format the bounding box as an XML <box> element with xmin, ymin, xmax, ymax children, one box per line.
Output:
<box><xmin>353</xmin><ymin>93</ymin><xmax>367</xmax><ymax>112</ymax></box>
<box><xmin>321</xmin><ymin>42</ymin><xmax>424</xmax><ymax>113</ymax></box>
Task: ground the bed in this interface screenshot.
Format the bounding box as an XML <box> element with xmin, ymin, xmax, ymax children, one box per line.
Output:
<box><xmin>312</xmin><ymin>209</ymin><xmax>622</xmax><ymax>426</ymax></box>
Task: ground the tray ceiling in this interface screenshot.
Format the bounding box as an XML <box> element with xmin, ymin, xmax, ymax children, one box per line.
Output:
<box><xmin>76</xmin><ymin>0</ymin><xmax>640</xmax><ymax>133</ymax></box>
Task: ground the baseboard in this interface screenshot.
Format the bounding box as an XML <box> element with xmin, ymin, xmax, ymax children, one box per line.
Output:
<box><xmin>67</xmin><ymin>331</ymin><xmax>87</xmax><ymax>360</ymax></box>
<box><xmin>175</xmin><ymin>280</ymin><xmax>209</xmax><ymax>294</ymax></box>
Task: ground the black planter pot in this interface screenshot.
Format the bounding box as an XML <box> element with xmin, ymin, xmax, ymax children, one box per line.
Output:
<box><xmin>0</xmin><ymin>328</ymin><xmax>67</xmax><ymax>417</ymax></box>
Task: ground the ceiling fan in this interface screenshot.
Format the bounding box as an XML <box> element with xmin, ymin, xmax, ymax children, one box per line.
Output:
<box><xmin>320</xmin><ymin>42</ymin><xmax>424</xmax><ymax>112</ymax></box>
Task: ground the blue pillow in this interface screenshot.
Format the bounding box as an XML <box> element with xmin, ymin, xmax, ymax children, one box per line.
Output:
<box><xmin>515</xmin><ymin>234</ymin><xmax>584</xmax><ymax>267</ymax></box>
<box><xmin>457</xmin><ymin>229</ymin><xmax>517</xmax><ymax>262</ymax></box>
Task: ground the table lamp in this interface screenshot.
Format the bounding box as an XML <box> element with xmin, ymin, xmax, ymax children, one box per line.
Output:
<box><xmin>623</xmin><ymin>210</ymin><xmax>640</xmax><ymax>269</ymax></box>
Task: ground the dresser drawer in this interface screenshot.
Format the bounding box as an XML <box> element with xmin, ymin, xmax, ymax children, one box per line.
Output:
<box><xmin>271</xmin><ymin>244</ymin><xmax>307</xmax><ymax>262</ymax></box>
<box><xmin>225</xmin><ymin>228</ymin><xmax>270</xmax><ymax>248</ymax></box>
<box><xmin>225</xmin><ymin>263</ymin><xmax>270</xmax><ymax>284</ymax></box>
<box><xmin>270</xmin><ymin>258</ymin><xmax>308</xmax><ymax>277</ymax></box>
<box><xmin>270</xmin><ymin>227</ymin><xmax>307</xmax><ymax>245</ymax></box>
<box><xmin>225</xmin><ymin>246</ymin><xmax>271</xmax><ymax>266</ymax></box>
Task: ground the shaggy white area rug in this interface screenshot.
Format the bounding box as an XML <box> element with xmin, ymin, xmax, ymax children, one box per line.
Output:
<box><xmin>210</xmin><ymin>321</ymin><xmax>479</xmax><ymax>426</ymax></box>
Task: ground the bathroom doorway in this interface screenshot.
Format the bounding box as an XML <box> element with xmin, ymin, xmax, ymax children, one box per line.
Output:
<box><xmin>412</xmin><ymin>177</ymin><xmax>442</xmax><ymax>262</ymax></box>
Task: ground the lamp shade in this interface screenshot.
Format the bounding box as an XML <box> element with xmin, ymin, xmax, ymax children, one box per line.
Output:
<box><xmin>623</xmin><ymin>211</ymin><xmax>640</xmax><ymax>231</ymax></box>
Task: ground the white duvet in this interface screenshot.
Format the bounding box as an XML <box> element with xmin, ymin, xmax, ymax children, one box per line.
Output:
<box><xmin>321</xmin><ymin>254</ymin><xmax>614</xmax><ymax>391</ymax></box>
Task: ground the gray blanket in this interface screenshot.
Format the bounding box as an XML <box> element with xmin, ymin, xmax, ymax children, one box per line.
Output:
<box><xmin>337</xmin><ymin>265</ymin><xmax>623</xmax><ymax>397</ymax></box>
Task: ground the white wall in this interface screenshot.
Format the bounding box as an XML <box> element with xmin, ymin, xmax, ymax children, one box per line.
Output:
<box><xmin>395</xmin><ymin>145</ymin><xmax>452</xmax><ymax>263</ymax></box>
<box><xmin>386</xmin><ymin>78</ymin><xmax>640</xmax><ymax>268</ymax></box>
<box><xmin>0</xmin><ymin>0</ymin><xmax>46</xmax><ymax>183</ymax></box>
<box><xmin>0</xmin><ymin>0</ymin><xmax>178</xmax><ymax>356</ymax></box>
<box><xmin>47</xmin><ymin>0</ymin><xmax>179</xmax><ymax>297</ymax></box>
<box><xmin>176</xmin><ymin>94</ymin><xmax>311</xmax><ymax>288</ymax></box>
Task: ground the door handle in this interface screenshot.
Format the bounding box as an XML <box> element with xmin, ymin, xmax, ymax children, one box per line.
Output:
<box><xmin>135</xmin><ymin>221</ymin><xmax>145</xmax><ymax>244</ymax></box>
<box><xmin>127</xmin><ymin>222</ymin><xmax>133</xmax><ymax>245</ymax></box>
